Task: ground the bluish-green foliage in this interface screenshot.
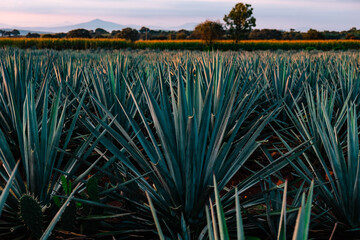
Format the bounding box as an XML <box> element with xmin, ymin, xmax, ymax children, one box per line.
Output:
<box><xmin>0</xmin><ymin>49</ymin><xmax>359</xmax><ymax>239</ymax></box>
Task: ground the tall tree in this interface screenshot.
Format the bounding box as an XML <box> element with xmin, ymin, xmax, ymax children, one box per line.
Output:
<box><xmin>224</xmin><ymin>3</ymin><xmax>256</xmax><ymax>41</ymax></box>
<box><xmin>193</xmin><ymin>20</ymin><xmax>224</xmax><ymax>44</ymax></box>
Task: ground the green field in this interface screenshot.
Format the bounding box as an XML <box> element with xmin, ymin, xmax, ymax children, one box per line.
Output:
<box><xmin>0</xmin><ymin>48</ymin><xmax>360</xmax><ymax>239</ymax></box>
<box><xmin>1</xmin><ymin>38</ymin><xmax>360</xmax><ymax>51</ymax></box>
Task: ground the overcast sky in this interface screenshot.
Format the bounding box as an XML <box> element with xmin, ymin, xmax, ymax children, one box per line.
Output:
<box><xmin>0</xmin><ymin>0</ymin><xmax>359</xmax><ymax>30</ymax></box>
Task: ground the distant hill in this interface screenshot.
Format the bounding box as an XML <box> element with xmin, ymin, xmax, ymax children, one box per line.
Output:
<box><xmin>31</xmin><ymin>19</ymin><xmax>136</xmax><ymax>33</ymax></box>
<box><xmin>0</xmin><ymin>19</ymin><xmax>198</xmax><ymax>35</ymax></box>
<box><xmin>172</xmin><ymin>22</ymin><xmax>198</xmax><ymax>31</ymax></box>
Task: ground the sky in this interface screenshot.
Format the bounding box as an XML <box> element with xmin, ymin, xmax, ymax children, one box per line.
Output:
<box><xmin>0</xmin><ymin>0</ymin><xmax>359</xmax><ymax>31</ymax></box>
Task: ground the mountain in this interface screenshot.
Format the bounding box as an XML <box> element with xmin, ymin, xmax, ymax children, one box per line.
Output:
<box><xmin>51</xmin><ymin>19</ymin><xmax>140</xmax><ymax>32</ymax></box>
<box><xmin>0</xmin><ymin>19</ymin><xmax>198</xmax><ymax>35</ymax></box>
<box><xmin>15</xmin><ymin>19</ymin><xmax>132</xmax><ymax>33</ymax></box>
<box><xmin>170</xmin><ymin>22</ymin><xmax>198</xmax><ymax>31</ymax></box>
<box><xmin>33</xmin><ymin>19</ymin><xmax>198</xmax><ymax>32</ymax></box>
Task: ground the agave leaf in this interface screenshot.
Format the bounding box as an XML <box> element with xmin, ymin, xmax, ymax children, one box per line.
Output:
<box><xmin>205</xmin><ymin>204</ymin><xmax>215</xmax><ymax>240</ymax></box>
<box><xmin>235</xmin><ymin>187</ymin><xmax>245</xmax><ymax>240</ymax></box>
<box><xmin>41</xmin><ymin>182</ymin><xmax>83</xmax><ymax>240</ymax></box>
<box><xmin>213</xmin><ymin>175</ymin><xmax>229</xmax><ymax>240</ymax></box>
<box><xmin>277</xmin><ymin>180</ymin><xmax>288</xmax><ymax>240</ymax></box>
<box><xmin>0</xmin><ymin>160</ymin><xmax>20</xmax><ymax>216</ymax></box>
<box><xmin>77</xmin><ymin>213</ymin><xmax>132</xmax><ymax>220</ymax></box>
<box><xmin>83</xmin><ymin>54</ymin><xmax>275</xmax><ymax>237</ymax></box>
<box><xmin>146</xmin><ymin>191</ymin><xmax>165</xmax><ymax>240</ymax></box>
<box><xmin>287</xmin><ymin>83</ymin><xmax>360</xmax><ymax>229</ymax></box>
<box><xmin>292</xmin><ymin>180</ymin><xmax>314</xmax><ymax>240</ymax></box>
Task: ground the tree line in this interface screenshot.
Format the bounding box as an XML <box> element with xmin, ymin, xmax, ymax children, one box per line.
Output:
<box><xmin>0</xmin><ymin>29</ymin><xmax>20</xmax><ymax>37</ymax></box>
<box><xmin>3</xmin><ymin>26</ymin><xmax>359</xmax><ymax>42</ymax></box>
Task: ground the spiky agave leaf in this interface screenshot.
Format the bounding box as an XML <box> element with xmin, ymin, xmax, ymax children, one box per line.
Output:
<box><xmin>0</xmin><ymin>160</ymin><xmax>20</xmax><ymax>216</ymax></box>
<box><xmin>285</xmin><ymin>84</ymin><xmax>360</xmax><ymax>230</ymax></box>
<box><xmin>82</xmin><ymin>53</ymin><xmax>279</xmax><ymax>237</ymax></box>
<box><xmin>292</xmin><ymin>180</ymin><xmax>314</xmax><ymax>240</ymax></box>
<box><xmin>0</xmin><ymin>56</ymin><xmax>97</xmax><ymax>238</ymax></box>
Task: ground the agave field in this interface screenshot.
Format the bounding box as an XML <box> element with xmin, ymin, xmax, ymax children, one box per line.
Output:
<box><xmin>0</xmin><ymin>48</ymin><xmax>360</xmax><ymax>239</ymax></box>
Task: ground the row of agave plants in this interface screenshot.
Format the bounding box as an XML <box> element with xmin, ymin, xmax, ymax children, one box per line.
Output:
<box><xmin>0</xmin><ymin>48</ymin><xmax>359</xmax><ymax>239</ymax></box>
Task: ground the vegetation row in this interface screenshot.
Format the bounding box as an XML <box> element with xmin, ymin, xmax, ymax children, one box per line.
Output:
<box><xmin>0</xmin><ymin>49</ymin><xmax>360</xmax><ymax>239</ymax></box>
<box><xmin>1</xmin><ymin>38</ymin><xmax>360</xmax><ymax>51</ymax></box>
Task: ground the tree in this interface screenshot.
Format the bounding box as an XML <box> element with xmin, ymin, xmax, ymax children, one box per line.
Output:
<box><xmin>116</xmin><ymin>28</ymin><xmax>139</xmax><ymax>42</ymax></box>
<box><xmin>3</xmin><ymin>31</ymin><xmax>11</xmax><ymax>37</ymax></box>
<box><xmin>224</xmin><ymin>3</ymin><xmax>256</xmax><ymax>41</ymax></box>
<box><xmin>0</xmin><ymin>30</ymin><xmax>4</xmax><ymax>36</ymax></box>
<box><xmin>303</xmin><ymin>29</ymin><xmax>324</xmax><ymax>40</ymax></box>
<box><xmin>249</xmin><ymin>29</ymin><xmax>282</xmax><ymax>40</ymax></box>
<box><xmin>66</xmin><ymin>29</ymin><xmax>92</xmax><ymax>38</ymax></box>
<box><xmin>11</xmin><ymin>29</ymin><xmax>20</xmax><ymax>37</ymax></box>
<box><xmin>345</xmin><ymin>33</ymin><xmax>356</xmax><ymax>40</ymax></box>
<box><xmin>94</xmin><ymin>28</ymin><xmax>109</xmax><ymax>38</ymax></box>
<box><xmin>53</xmin><ymin>32</ymin><xmax>67</xmax><ymax>38</ymax></box>
<box><xmin>167</xmin><ymin>33</ymin><xmax>176</xmax><ymax>40</ymax></box>
<box><xmin>176</xmin><ymin>30</ymin><xmax>189</xmax><ymax>40</ymax></box>
<box><xmin>281</xmin><ymin>28</ymin><xmax>303</xmax><ymax>40</ymax></box>
<box><xmin>349</xmin><ymin>27</ymin><xmax>357</xmax><ymax>31</ymax></box>
<box><xmin>140</xmin><ymin>26</ymin><xmax>150</xmax><ymax>40</ymax></box>
<box><xmin>193</xmin><ymin>20</ymin><xmax>224</xmax><ymax>44</ymax></box>
<box><xmin>111</xmin><ymin>30</ymin><xmax>121</xmax><ymax>37</ymax></box>
<box><xmin>26</xmin><ymin>32</ymin><xmax>40</xmax><ymax>38</ymax></box>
